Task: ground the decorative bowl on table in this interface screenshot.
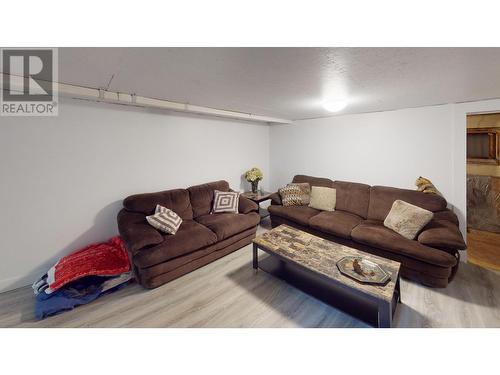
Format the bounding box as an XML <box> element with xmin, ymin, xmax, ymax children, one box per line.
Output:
<box><xmin>336</xmin><ymin>256</ymin><xmax>391</xmax><ymax>285</ymax></box>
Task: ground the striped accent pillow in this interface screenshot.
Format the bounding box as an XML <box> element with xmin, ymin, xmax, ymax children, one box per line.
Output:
<box><xmin>146</xmin><ymin>205</ymin><xmax>183</xmax><ymax>235</ymax></box>
<box><xmin>154</xmin><ymin>204</ymin><xmax>168</xmax><ymax>214</ymax></box>
<box><xmin>212</xmin><ymin>190</ymin><xmax>240</xmax><ymax>214</ymax></box>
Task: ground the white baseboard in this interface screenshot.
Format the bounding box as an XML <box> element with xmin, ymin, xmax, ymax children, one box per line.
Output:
<box><xmin>0</xmin><ymin>272</ymin><xmax>40</xmax><ymax>293</ymax></box>
<box><xmin>459</xmin><ymin>249</ymin><xmax>468</xmax><ymax>263</ymax></box>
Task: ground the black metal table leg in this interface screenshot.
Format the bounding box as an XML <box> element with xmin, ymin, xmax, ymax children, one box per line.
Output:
<box><xmin>395</xmin><ymin>274</ymin><xmax>402</xmax><ymax>303</ymax></box>
<box><xmin>377</xmin><ymin>300</ymin><xmax>392</xmax><ymax>328</ymax></box>
<box><xmin>253</xmin><ymin>243</ymin><xmax>258</xmax><ymax>270</ymax></box>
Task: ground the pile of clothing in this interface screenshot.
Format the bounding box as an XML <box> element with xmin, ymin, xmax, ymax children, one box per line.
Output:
<box><xmin>32</xmin><ymin>236</ymin><xmax>133</xmax><ymax>320</ymax></box>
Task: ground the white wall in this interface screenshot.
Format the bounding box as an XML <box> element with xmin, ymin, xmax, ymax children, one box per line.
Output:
<box><xmin>271</xmin><ymin>104</ymin><xmax>455</xmax><ymax>195</ymax></box>
<box><xmin>3</xmin><ymin>96</ymin><xmax>500</xmax><ymax>293</ymax></box>
<box><xmin>270</xmin><ymin>102</ymin><xmax>500</xmax><ymax>237</ymax></box>
<box><xmin>0</xmin><ymin>98</ymin><xmax>270</xmax><ymax>292</ymax></box>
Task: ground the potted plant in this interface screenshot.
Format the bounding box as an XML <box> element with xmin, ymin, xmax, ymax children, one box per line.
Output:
<box><xmin>244</xmin><ymin>167</ymin><xmax>263</xmax><ymax>193</ymax></box>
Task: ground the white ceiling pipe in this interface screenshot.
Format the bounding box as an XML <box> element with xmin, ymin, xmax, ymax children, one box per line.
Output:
<box><xmin>1</xmin><ymin>73</ymin><xmax>292</xmax><ymax>124</ymax></box>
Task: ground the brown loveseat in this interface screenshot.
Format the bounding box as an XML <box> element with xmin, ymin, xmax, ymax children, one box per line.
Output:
<box><xmin>268</xmin><ymin>175</ymin><xmax>467</xmax><ymax>288</ymax></box>
<box><xmin>118</xmin><ymin>180</ymin><xmax>260</xmax><ymax>289</ymax></box>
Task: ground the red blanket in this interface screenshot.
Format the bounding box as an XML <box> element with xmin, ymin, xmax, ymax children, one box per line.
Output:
<box><xmin>45</xmin><ymin>236</ymin><xmax>130</xmax><ymax>294</ymax></box>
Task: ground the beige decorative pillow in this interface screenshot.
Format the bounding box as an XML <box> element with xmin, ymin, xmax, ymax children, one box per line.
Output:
<box><xmin>308</xmin><ymin>186</ymin><xmax>336</xmax><ymax>211</ymax></box>
<box><xmin>384</xmin><ymin>200</ymin><xmax>434</xmax><ymax>240</ymax></box>
<box><xmin>279</xmin><ymin>185</ymin><xmax>303</xmax><ymax>207</ymax></box>
<box><xmin>288</xmin><ymin>182</ymin><xmax>311</xmax><ymax>205</ymax></box>
<box><xmin>146</xmin><ymin>205</ymin><xmax>183</xmax><ymax>235</ymax></box>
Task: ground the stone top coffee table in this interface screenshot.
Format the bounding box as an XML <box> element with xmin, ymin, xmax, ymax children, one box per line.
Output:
<box><xmin>252</xmin><ymin>224</ymin><xmax>401</xmax><ymax>327</ymax></box>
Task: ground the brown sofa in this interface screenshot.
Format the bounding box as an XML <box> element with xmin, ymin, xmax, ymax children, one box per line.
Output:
<box><xmin>118</xmin><ymin>180</ymin><xmax>260</xmax><ymax>289</ymax></box>
<box><xmin>268</xmin><ymin>175</ymin><xmax>467</xmax><ymax>288</ymax></box>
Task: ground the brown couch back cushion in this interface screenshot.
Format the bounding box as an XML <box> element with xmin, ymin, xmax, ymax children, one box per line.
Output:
<box><xmin>292</xmin><ymin>174</ymin><xmax>334</xmax><ymax>188</ymax></box>
<box><xmin>188</xmin><ymin>180</ymin><xmax>230</xmax><ymax>218</ymax></box>
<box><xmin>123</xmin><ymin>188</ymin><xmax>193</xmax><ymax>219</ymax></box>
<box><xmin>368</xmin><ymin>185</ymin><xmax>447</xmax><ymax>221</ymax></box>
<box><xmin>332</xmin><ymin>180</ymin><xmax>371</xmax><ymax>218</ymax></box>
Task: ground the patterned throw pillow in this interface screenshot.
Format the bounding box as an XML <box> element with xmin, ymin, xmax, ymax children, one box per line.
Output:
<box><xmin>279</xmin><ymin>184</ymin><xmax>303</xmax><ymax>207</ymax></box>
<box><xmin>212</xmin><ymin>190</ymin><xmax>240</xmax><ymax>213</ymax></box>
<box><xmin>146</xmin><ymin>204</ymin><xmax>183</xmax><ymax>235</ymax></box>
<box><xmin>154</xmin><ymin>204</ymin><xmax>167</xmax><ymax>214</ymax></box>
<box><xmin>288</xmin><ymin>182</ymin><xmax>311</xmax><ymax>205</ymax></box>
<box><xmin>384</xmin><ymin>200</ymin><xmax>434</xmax><ymax>240</ymax></box>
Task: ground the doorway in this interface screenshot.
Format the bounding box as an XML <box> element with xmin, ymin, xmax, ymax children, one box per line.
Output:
<box><xmin>466</xmin><ymin>113</ymin><xmax>500</xmax><ymax>270</ymax></box>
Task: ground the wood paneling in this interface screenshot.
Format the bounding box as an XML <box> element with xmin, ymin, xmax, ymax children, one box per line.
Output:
<box><xmin>467</xmin><ymin>113</ymin><xmax>500</xmax><ymax>129</ymax></box>
<box><xmin>467</xmin><ymin>114</ymin><xmax>500</xmax><ymax>175</ymax></box>
<box><xmin>468</xmin><ymin>164</ymin><xmax>500</xmax><ymax>177</ymax></box>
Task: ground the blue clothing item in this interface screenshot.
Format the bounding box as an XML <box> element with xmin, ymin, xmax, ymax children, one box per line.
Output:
<box><xmin>35</xmin><ymin>275</ymin><xmax>130</xmax><ymax>320</ymax></box>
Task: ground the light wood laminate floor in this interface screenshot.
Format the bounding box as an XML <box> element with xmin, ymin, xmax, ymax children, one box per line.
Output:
<box><xmin>467</xmin><ymin>229</ymin><xmax>500</xmax><ymax>272</ymax></box>
<box><xmin>1</xmin><ymin>221</ymin><xmax>499</xmax><ymax>328</ymax></box>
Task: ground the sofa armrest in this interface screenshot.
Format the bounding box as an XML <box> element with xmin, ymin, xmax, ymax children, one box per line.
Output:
<box><xmin>269</xmin><ymin>192</ymin><xmax>282</xmax><ymax>205</ymax></box>
<box><xmin>117</xmin><ymin>209</ymin><xmax>164</xmax><ymax>253</ymax></box>
<box><xmin>418</xmin><ymin>219</ymin><xmax>466</xmax><ymax>251</ymax></box>
<box><xmin>433</xmin><ymin>209</ymin><xmax>460</xmax><ymax>226</ymax></box>
<box><xmin>239</xmin><ymin>195</ymin><xmax>259</xmax><ymax>214</ymax></box>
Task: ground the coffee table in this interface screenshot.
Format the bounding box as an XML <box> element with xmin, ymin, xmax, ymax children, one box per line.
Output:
<box><xmin>252</xmin><ymin>225</ymin><xmax>401</xmax><ymax>328</ymax></box>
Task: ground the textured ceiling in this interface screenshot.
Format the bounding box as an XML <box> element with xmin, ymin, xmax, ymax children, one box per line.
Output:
<box><xmin>52</xmin><ymin>48</ymin><xmax>500</xmax><ymax>120</ymax></box>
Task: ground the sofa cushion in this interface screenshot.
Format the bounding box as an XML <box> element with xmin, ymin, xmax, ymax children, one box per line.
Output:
<box><xmin>196</xmin><ymin>212</ymin><xmax>260</xmax><ymax>241</ymax></box>
<box><xmin>188</xmin><ymin>180</ymin><xmax>230</xmax><ymax>218</ymax></box>
<box><xmin>418</xmin><ymin>219</ymin><xmax>467</xmax><ymax>250</ymax></box>
<box><xmin>332</xmin><ymin>180</ymin><xmax>371</xmax><ymax>219</ymax></box>
<box><xmin>368</xmin><ymin>185</ymin><xmax>447</xmax><ymax>221</ymax></box>
<box><xmin>309</xmin><ymin>210</ymin><xmax>363</xmax><ymax>239</ymax></box>
<box><xmin>383</xmin><ymin>200</ymin><xmax>434</xmax><ymax>240</ymax></box>
<box><xmin>292</xmin><ymin>174</ymin><xmax>334</xmax><ymax>188</ymax></box>
<box><xmin>117</xmin><ymin>210</ymin><xmax>164</xmax><ymax>252</ymax></box>
<box><xmin>133</xmin><ymin>220</ymin><xmax>218</xmax><ymax>268</ymax></box>
<box><xmin>123</xmin><ymin>188</ymin><xmax>193</xmax><ymax>219</ymax></box>
<box><xmin>268</xmin><ymin>205</ymin><xmax>320</xmax><ymax>226</ymax></box>
<box><xmin>351</xmin><ymin>221</ymin><xmax>457</xmax><ymax>267</ymax></box>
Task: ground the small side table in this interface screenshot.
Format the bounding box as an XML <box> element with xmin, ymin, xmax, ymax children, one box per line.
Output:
<box><xmin>242</xmin><ymin>191</ymin><xmax>272</xmax><ymax>221</ymax></box>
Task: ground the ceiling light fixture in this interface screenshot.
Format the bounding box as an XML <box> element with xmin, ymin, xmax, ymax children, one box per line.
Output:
<box><xmin>322</xmin><ymin>100</ymin><xmax>348</xmax><ymax>112</ymax></box>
